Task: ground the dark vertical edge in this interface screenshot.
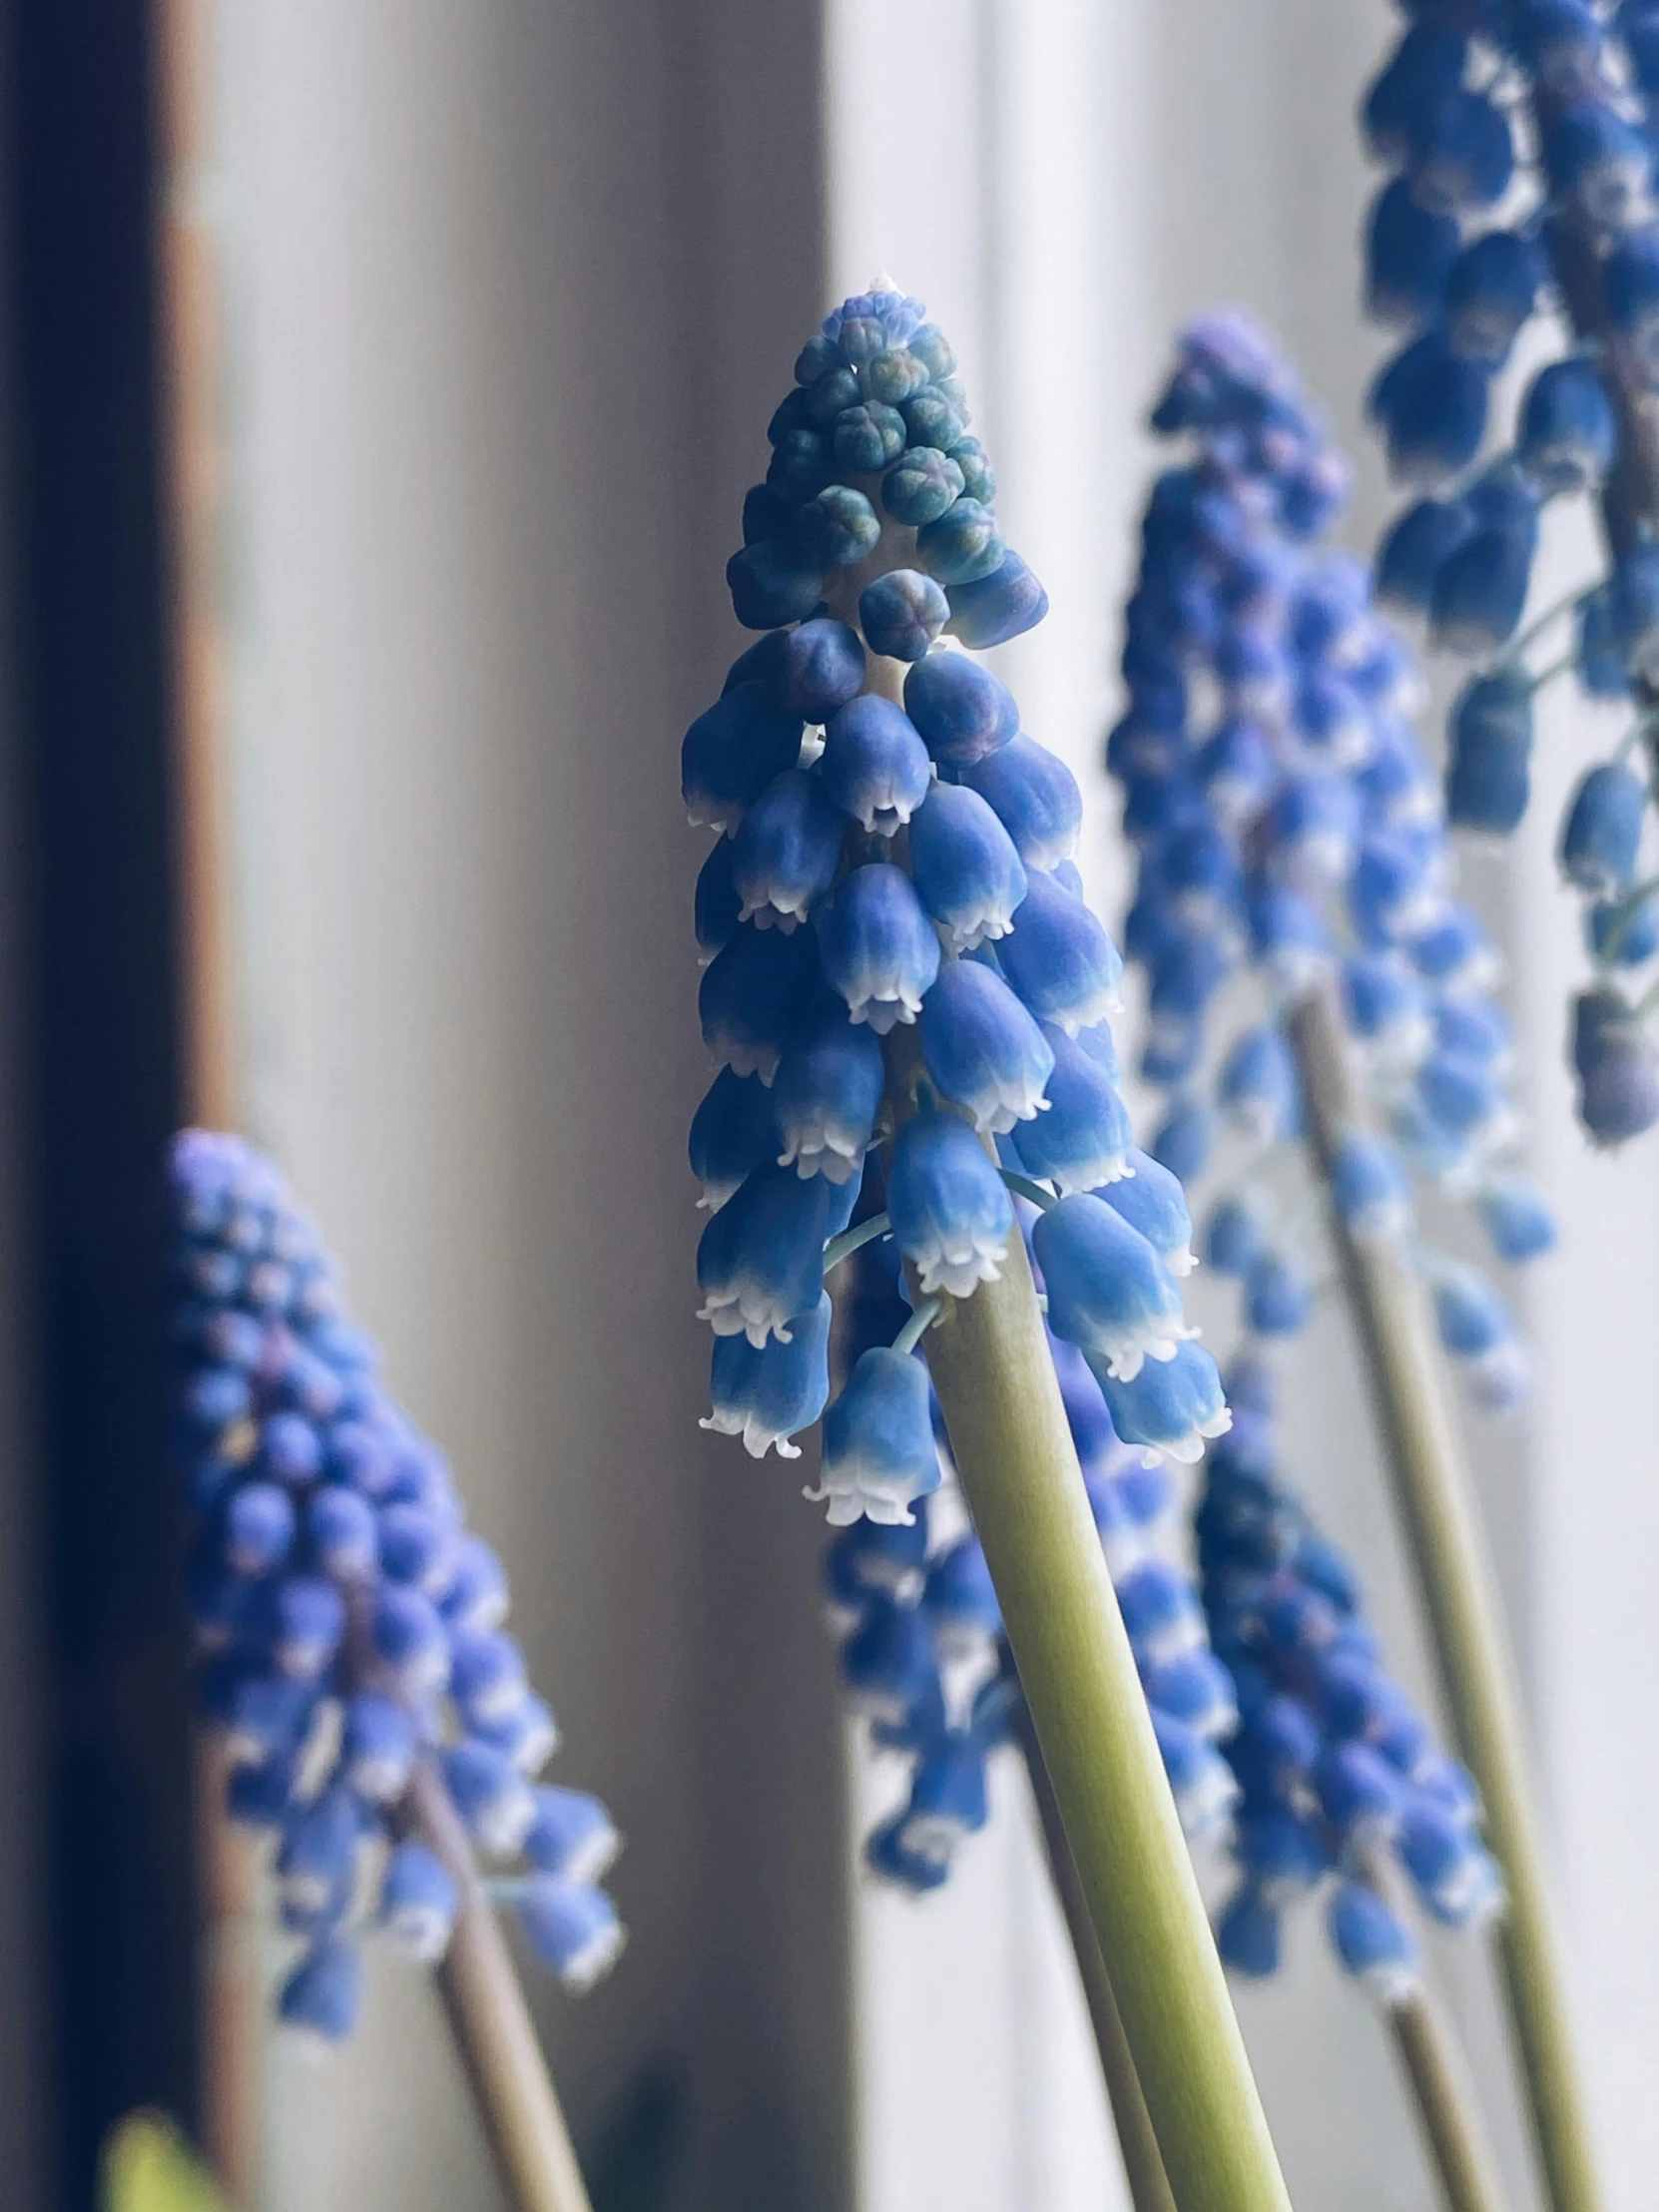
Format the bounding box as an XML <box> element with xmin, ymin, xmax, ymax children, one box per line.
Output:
<box><xmin>0</xmin><ymin>2</ymin><xmax>199</xmax><ymax>2206</ymax></box>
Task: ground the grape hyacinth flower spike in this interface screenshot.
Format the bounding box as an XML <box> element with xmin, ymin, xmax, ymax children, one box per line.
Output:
<box><xmin>1117</xmin><ymin>312</ymin><xmax>1591</xmax><ymax>2212</ymax></box>
<box><xmin>682</xmin><ymin>281</ymin><xmax>1290</xmax><ymax>2212</ymax></box>
<box><xmin>171</xmin><ymin>1131</ymin><xmax>614</xmax><ymax>2212</ymax></box>
<box><xmin>1359</xmin><ymin>6</ymin><xmax>1659</xmax><ymax>1158</ymax></box>
<box><xmin>1202</xmin><ymin>1357</ymin><xmax>1509</xmax><ymax>2212</ymax></box>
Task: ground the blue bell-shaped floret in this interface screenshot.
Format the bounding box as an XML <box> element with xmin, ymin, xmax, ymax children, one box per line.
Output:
<box><xmin>1098</xmin><ymin>1147</ymin><xmax>1196</xmax><ymax>1275</ymax></box>
<box><xmin>818</xmin><ymin>694</ymin><xmax>932</xmax><ymax>834</ymax></box>
<box><xmin>1398</xmin><ymin>1791</ymin><xmax>1504</xmax><ymax>1929</ymax></box>
<box><xmin>1150</xmin><ymin>1094</ymin><xmax>1215</xmax><ymax>1185</ymax></box>
<box><xmin>864</xmin><ymin>1809</ymin><xmax>951</xmax><ymax>1893</ymax></box>
<box><xmin>1433</xmin><ymin>993</ymin><xmax>1511</xmax><ymax>1069</ymax></box>
<box><xmin>796</xmin><ymin>484</ymin><xmax>882</xmax><ymax>572</ymax></box>
<box><xmin>1328</xmin><ymin>1881</ymin><xmax>1419</xmax><ymax>2006</ymax></box>
<box><xmin>1573</xmin><ymin>985</ymin><xmax>1659</xmax><ymax>1144</ymax></box>
<box><xmin>1429</xmin><ymin>515</ymin><xmax>1535</xmax><ymax>655</ymax></box>
<box><xmin>772</xmin><ymin>1012</ymin><xmax>884</xmax><ymax>1185</ymax></box>
<box><xmin>731</xmin><ymin>767</ymin><xmax>845</xmax><ymax>931</ymax></box>
<box><xmin>776</xmin><ymin>618</ymin><xmax>867</xmax><ymax>719</ymax></box>
<box><xmin>1316</xmin><ymin>1740</ymin><xmax>1406</xmax><ymax>1845</ymax></box>
<box><xmin>277</xmin><ymin>1936</ymin><xmax>364</xmax><ymax>2046</ymax></box>
<box><xmin>1428</xmin><ymin>1262</ymin><xmax>1529</xmax><ymax>1409</ymax></box>
<box><xmin>1216</xmin><ymin>1887</ymin><xmax>1284</xmax><ymax>1977</ymax></box>
<box><xmin>962</xmin><ymin>732</ymin><xmax>1083</xmax><ymax>870</ymax></box>
<box><xmin>1444</xmin><ymin>229</ymin><xmax>1542</xmax><ymax>363</ymax></box>
<box><xmin>701</xmin><ymin>1292</ymin><xmax>832</xmax><ymax>1459</ymax></box>
<box><xmin>1331</xmin><ymin>1131</ymin><xmax>1413</xmax><ymax>1243</ymax></box>
<box><xmin>267</xmin><ymin>1575</ymin><xmax>345</xmax><ymax>1681</ymax></box>
<box><xmin>1612</xmin><ymin>541</ymin><xmax>1659</xmax><ymax>683</ymax></box>
<box><xmin>524</xmin><ymin>1785</ymin><xmax>623</xmax><ymax>1885</ymax></box>
<box><xmin>225</xmin><ymin>1481</ymin><xmax>295</xmax><ymax>1577</ymax></box>
<box><xmin>681</xmin><ymin>684</ymin><xmax>806</xmax><ymax>833</ymax></box>
<box><xmin>339</xmin><ymin>1690</ymin><xmax>420</xmax><ymax>1805</ymax></box>
<box><xmin>887</xmin><ymin>1108</ymin><xmax>1015</xmax><ymax>1297</ymax></box>
<box><xmin>1406</xmin><ymin>85</ymin><xmax>1514</xmax><ymax>213</ymax></box>
<box><xmin>1559</xmin><ymin>761</ymin><xmax>1646</xmax><ymax>896</ymax></box>
<box><xmin>441</xmin><ymin>1740</ymin><xmax>536</xmax><ymax>1858</ymax></box>
<box><xmin>695</xmin><ymin>837</ymin><xmax>742</xmax><ymax>959</ymax></box>
<box><xmin>858</xmin><ymin>569</ymin><xmax>948</xmax><ymax>662</ymax></box>
<box><xmin>816</xmin><ymin>862</ymin><xmax>941</xmax><ymax>1033</ymax></box>
<box><xmin>689</xmin><ymin>1067</ymin><xmax>786</xmax><ymax>1211</ymax></box>
<box><xmin>1263</xmin><ymin>773</ymin><xmax>1362</xmax><ymax>888</ymax></box>
<box><xmin>897</xmin><ymin>1736</ymin><xmax>991</xmax><ymax>1865</ymax></box>
<box><xmin>882</xmin><ymin>445</ymin><xmax>966</xmax><ymax>526</ymax></box>
<box><xmin>1033</xmin><ymin>1195</ymin><xmax>1192</xmax><ymax>1382</ymax></box>
<box><xmin>1217</xmin><ymin>1023</ymin><xmax>1299</xmax><ymax>1143</ymax></box>
<box><xmin>696</xmin><ymin>1163</ymin><xmax>854</xmax><ymax>1347</ymax></box>
<box><xmin>1291</xmin><ymin>669</ymin><xmax>1371</xmax><ymax>773</ymax></box>
<box><xmin>1517</xmin><ymin>355</ymin><xmax>1617</xmax><ymax>495</ymax></box>
<box><xmin>1204</xmin><ymin>1192</ymin><xmax>1273</xmax><ymax>1278</ymax></box>
<box><xmin>378</xmin><ymin>1840</ymin><xmax>460</xmax><ymax>1963</ymax></box>
<box><xmin>902</xmin><ymin>647</ymin><xmax>1019</xmax><ymax>768</ymax></box>
<box><xmin>370</xmin><ymin>1585</ymin><xmax>450</xmax><ymax>1698</ymax></box>
<box><xmin>1141</xmin><ymin>1646</ymin><xmax>1238</xmax><ymax>1742</ymax></box>
<box><xmin>1010</xmin><ymin>1024</ymin><xmax>1133</xmax><ymax>1196</ymax></box>
<box><xmin>1215</xmin><ymin>623</ymin><xmax>1293</xmax><ymax>721</ymax></box>
<box><xmin>1475</xmin><ymin>1176</ymin><xmax>1556</xmax><ymax>1264</ymax></box>
<box><xmin>1117</xmin><ymin>1556</ymin><xmax>1208</xmax><ymax>1666</ymax></box>
<box><xmin>1543</xmin><ymin>98</ymin><xmax>1653</xmax><ymax>232</ymax></box>
<box><xmin>997</xmin><ymin>867</ymin><xmax>1125</xmax><ymax>1035</ymax></box>
<box><xmin>840</xmin><ymin>1592</ymin><xmax>938</xmax><ymax>1729</ymax></box>
<box><xmin>1364</xmin><ymin>177</ymin><xmax>1459</xmax><ymax>329</ymax></box>
<box><xmin>1101</xmin><ymin>1342</ymin><xmax>1231</xmax><ymax>1465</ymax></box>
<box><xmin>698</xmin><ymin>922</ymin><xmax>823</xmax><ymax>1084</ymax></box>
<box><xmin>823</xmin><ymin>1511</ymin><xmax>930</xmax><ymax>1613</ymax></box>
<box><xmin>923</xmin><ymin>1537</ymin><xmax>1002</xmax><ymax>1654</ymax></box>
<box><xmin>1236</xmin><ymin>1806</ymin><xmax>1332</xmax><ymax>1903</ymax></box>
<box><xmin>1369</xmin><ymin>331</ymin><xmax>1489</xmax><ymax>486</ymax></box>
<box><xmin>907</xmin><ymin>782</ymin><xmax>1028</xmax><ymax>952</ymax></box>
<box><xmin>1516</xmin><ymin>0</ymin><xmax>1604</xmax><ymax>97</ymax></box>
<box><xmin>441</xmin><ymin>1534</ymin><xmax>509</xmax><ymax>1633</ymax></box>
<box><xmin>1247</xmin><ymin>880</ymin><xmax>1331</xmax><ymax>990</ymax></box>
<box><xmin>1153</xmin><ymin>1708</ymin><xmax>1241</xmax><ymax>1841</ymax></box>
<box><xmin>516</xmin><ymin>1876</ymin><xmax>627</xmax><ymax>1992</ymax></box>
<box><xmin>1245</xmin><ymin>1252</ymin><xmax>1312</xmax><ymax>1340</ymax></box>
<box><xmin>919</xmin><ymin>957</ymin><xmax>1055</xmax><ymax>1132</ymax></box>
<box><xmin>1445</xmin><ymin>667</ymin><xmax>1533</xmax><ymax>834</ymax></box>
<box><xmin>1408</xmin><ymin>901</ymin><xmax>1500</xmax><ymax>996</ymax></box>
<box><xmin>1049</xmin><ymin>1333</ymin><xmax>1116</xmax><ymax>1464</ymax></box>
<box><xmin>1375</xmin><ymin>494</ymin><xmax>1475</xmax><ymax>613</ymax></box>
<box><xmin>1588</xmin><ymin>887</ymin><xmax>1659</xmax><ymax>966</ymax></box>
<box><xmin>944</xmin><ymin>550</ymin><xmax>1049</xmax><ymax>649</ymax></box>
<box><xmin>1351</xmin><ymin>829</ymin><xmax>1448</xmax><ymax>947</ymax></box>
<box><xmin>810</xmin><ymin>1345</ymin><xmax>942</xmax><ymax>1527</ymax></box>
<box><xmin>448</xmin><ymin>1629</ymin><xmax>529</xmax><ymax>1733</ymax></box>
<box><xmin>1196</xmin><ymin>717</ymin><xmax>1278</xmax><ymax>830</ymax></box>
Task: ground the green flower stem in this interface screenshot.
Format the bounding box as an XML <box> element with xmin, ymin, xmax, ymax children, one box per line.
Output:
<box><xmin>824</xmin><ymin>1211</ymin><xmax>892</xmax><ymax>1274</ymax></box>
<box><xmin>397</xmin><ymin>1761</ymin><xmax>594</xmax><ymax>2212</ymax></box>
<box><xmin>881</xmin><ymin>1043</ymin><xmax>1290</xmax><ymax>2212</ymax></box>
<box><xmin>1017</xmin><ymin>1707</ymin><xmax>1179</xmax><ymax>2212</ymax></box>
<box><xmin>1358</xmin><ymin>1846</ymin><xmax>1512</xmax><ymax>2212</ymax></box>
<box><xmin>1289</xmin><ymin>983</ymin><xmax>1599</xmax><ymax>2212</ymax></box>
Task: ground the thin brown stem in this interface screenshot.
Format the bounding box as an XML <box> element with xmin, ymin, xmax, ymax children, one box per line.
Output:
<box><xmin>396</xmin><ymin>1764</ymin><xmax>593</xmax><ymax>2212</ymax></box>
<box><xmin>1289</xmin><ymin>984</ymin><xmax>1599</xmax><ymax>2212</ymax></box>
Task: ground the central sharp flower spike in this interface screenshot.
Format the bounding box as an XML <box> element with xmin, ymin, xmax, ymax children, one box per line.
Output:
<box><xmin>680</xmin><ymin>287</ymin><xmax>1230</xmax><ymax>1893</ymax></box>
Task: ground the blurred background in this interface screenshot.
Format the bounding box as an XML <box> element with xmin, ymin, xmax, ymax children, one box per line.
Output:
<box><xmin>3</xmin><ymin>1</ymin><xmax>1657</xmax><ymax>2208</ymax></box>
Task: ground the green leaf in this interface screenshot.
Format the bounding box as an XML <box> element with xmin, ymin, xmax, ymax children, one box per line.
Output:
<box><xmin>101</xmin><ymin>2113</ymin><xmax>229</xmax><ymax>2212</ymax></box>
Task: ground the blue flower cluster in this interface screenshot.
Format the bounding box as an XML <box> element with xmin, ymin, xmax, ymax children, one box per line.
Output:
<box><xmin>823</xmin><ymin>1213</ymin><xmax>1239</xmax><ymax>1893</ymax></box>
<box><xmin>1203</xmin><ymin>1355</ymin><xmax>1503</xmax><ymax>2000</ymax></box>
<box><xmin>689</xmin><ymin>284</ymin><xmax>1231</xmax><ymax>1510</ymax></box>
<box><xmin>171</xmin><ymin>1130</ymin><xmax>623</xmax><ymax>2046</ymax></box>
<box><xmin>1112</xmin><ymin>314</ymin><xmax>1551</xmax><ymax>1416</ymax></box>
<box><xmin>1360</xmin><ymin>5</ymin><xmax>1659</xmax><ymax>1145</ymax></box>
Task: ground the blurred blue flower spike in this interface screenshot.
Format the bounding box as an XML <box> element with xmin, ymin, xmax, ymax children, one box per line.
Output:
<box><xmin>169</xmin><ymin>1129</ymin><xmax>624</xmax><ymax>2044</ymax></box>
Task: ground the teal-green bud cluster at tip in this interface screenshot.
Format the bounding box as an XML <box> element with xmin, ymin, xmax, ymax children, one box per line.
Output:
<box><xmin>169</xmin><ymin>1131</ymin><xmax>624</xmax><ymax>2046</ymax></box>
<box><xmin>1113</xmin><ymin>314</ymin><xmax>1552</xmax><ymax>1419</ymax></box>
<box><xmin>686</xmin><ymin>284</ymin><xmax>1224</xmax><ymax>1524</ymax></box>
<box><xmin>1360</xmin><ymin>4</ymin><xmax>1659</xmax><ymax>1148</ymax></box>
